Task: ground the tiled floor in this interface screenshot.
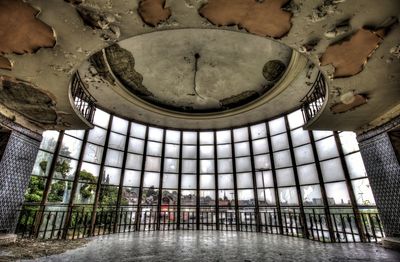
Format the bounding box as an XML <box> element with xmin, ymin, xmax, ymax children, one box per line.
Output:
<box><xmin>28</xmin><ymin>231</ymin><xmax>400</xmax><ymax>262</ymax></box>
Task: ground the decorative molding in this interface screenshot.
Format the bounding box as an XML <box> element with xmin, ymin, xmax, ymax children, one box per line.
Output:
<box><xmin>357</xmin><ymin>114</ymin><xmax>400</xmax><ymax>142</ymax></box>
<box><xmin>0</xmin><ymin>113</ymin><xmax>42</xmax><ymax>142</ymax></box>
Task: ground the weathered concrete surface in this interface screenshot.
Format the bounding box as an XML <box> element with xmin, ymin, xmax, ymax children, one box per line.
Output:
<box><xmin>330</xmin><ymin>94</ymin><xmax>368</xmax><ymax>114</ymax></box>
<box><xmin>0</xmin><ymin>0</ymin><xmax>398</xmax><ymax>132</ymax></box>
<box><xmin>28</xmin><ymin>231</ymin><xmax>400</xmax><ymax>262</ymax></box>
<box><xmin>0</xmin><ymin>56</ymin><xmax>11</xmax><ymax>71</ymax></box>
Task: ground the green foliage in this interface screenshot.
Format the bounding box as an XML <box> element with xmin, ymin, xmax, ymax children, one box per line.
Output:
<box><xmin>39</xmin><ymin>160</ymin><xmax>48</xmax><ymax>173</ymax></box>
<box><xmin>55</xmin><ymin>159</ymin><xmax>72</xmax><ymax>179</ymax></box>
<box><xmin>24</xmin><ymin>176</ymin><xmax>45</xmax><ymax>202</ymax></box>
<box><xmin>48</xmin><ymin>180</ymin><xmax>66</xmax><ymax>202</ymax></box>
<box><xmin>79</xmin><ymin>170</ymin><xmax>96</xmax><ymax>200</ymax></box>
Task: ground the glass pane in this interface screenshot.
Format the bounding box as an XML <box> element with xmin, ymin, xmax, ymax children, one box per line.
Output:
<box><xmin>164</xmin><ymin>158</ymin><xmax>179</xmax><ymax>173</ymax></box>
<box><xmin>111</xmin><ymin>116</ymin><xmax>129</xmax><ymax>134</ymax></box>
<box><xmin>32</xmin><ymin>151</ymin><xmax>53</xmax><ymax>176</ymax></box>
<box><xmin>216</xmin><ymin>130</ymin><xmax>231</xmax><ymax>144</ymax></box>
<box><xmin>218</xmin><ymin>190</ymin><xmax>235</xmax><ymax>206</ymax></box>
<box><xmin>276</xmin><ymin>168</ymin><xmax>295</xmax><ymax>187</ymax></box>
<box><xmin>352</xmin><ymin>178</ymin><xmax>375</xmax><ymax>206</ymax></box>
<box><xmin>233</xmin><ymin>127</ymin><xmax>248</xmax><ymax>142</ymax></box>
<box><xmin>271</xmin><ymin>133</ymin><xmax>289</xmax><ymax>151</ymax></box>
<box><xmin>131</xmin><ymin>123</ymin><xmax>146</xmax><ymax>138</ymax></box>
<box><xmin>163</xmin><ymin>173</ymin><xmax>178</xmax><ymax>188</ymax></box>
<box><xmin>105</xmin><ymin>149</ymin><xmax>123</xmax><ymax>167</ymax></box>
<box><xmin>313</xmin><ymin>130</ymin><xmax>333</xmax><ymax>140</ymax></box>
<box><xmin>235</xmin><ymin>157</ymin><xmax>251</xmax><ymax>172</ymax></box>
<box><xmin>200</xmin><ymin>145</ymin><xmax>214</xmax><ymax>158</ymax></box>
<box><xmin>252</xmin><ymin>138</ymin><xmax>269</xmax><ymax>154</ymax></box>
<box><xmin>165</xmin><ymin>130</ymin><xmax>180</xmax><ymax>144</ymax></box>
<box><xmin>181</xmin><ymin>175</ymin><xmax>196</xmax><ymax>189</ymax></box>
<box><xmin>182</xmin><ymin>145</ymin><xmax>197</xmax><ymax>158</ymax></box>
<box><xmin>255</xmin><ymin>170</ymin><xmax>274</xmax><ymax>188</ymax></box>
<box><xmin>147</xmin><ymin>141</ymin><xmax>162</xmax><ymax>156</ymax></box>
<box><xmin>345</xmin><ymin>153</ymin><xmax>367</xmax><ymax>179</ymax></box>
<box><xmin>145</xmin><ymin>156</ymin><xmax>161</xmax><ymax>172</ymax></box>
<box><xmin>93</xmin><ymin>109</ymin><xmax>110</xmax><ymax>128</ymax></box>
<box><xmin>278</xmin><ymin>187</ymin><xmax>298</xmax><ymax>205</ymax></box>
<box><xmin>103</xmin><ymin>167</ymin><xmax>121</xmax><ymax>185</ymax></box>
<box><xmin>165</xmin><ymin>144</ymin><xmax>179</xmax><ymax>158</ymax></box>
<box><xmin>128</xmin><ymin>138</ymin><xmax>145</xmax><ymax>154</ymax></box>
<box><xmin>121</xmin><ymin>187</ymin><xmax>139</xmax><ymax>205</ymax></box>
<box><xmin>40</xmin><ymin>131</ymin><xmax>59</xmax><ymax>152</ymax></box>
<box><xmin>237</xmin><ymin>189</ymin><xmax>254</xmax><ymax>206</ymax></box>
<box><xmin>181</xmin><ymin>190</ymin><xmax>196</xmax><ymax>205</ymax></box>
<box><xmin>200</xmin><ymin>159</ymin><xmax>214</xmax><ymax>173</ymax></box>
<box><xmin>54</xmin><ymin>157</ymin><xmax>78</xmax><ymax>180</ymax></box>
<box><xmin>301</xmin><ymin>185</ymin><xmax>322</xmax><ymax>206</ymax></box>
<box><xmin>182</xmin><ymin>160</ymin><xmax>196</xmax><ymax>173</ymax></box>
<box><xmin>315</xmin><ymin>136</ymin><xmax>339</xmax><ymax>160</ymax></box>
<box><xmin>88</xmin><ymin>126</ymin><xmax>107</xmax><ymax>146</ymax></box>
<box><xmin>126</xmin><ymin>153</ymin><xmax>143</xmax><ymax>170</ymax></box>
<box><xmin>320</xmin><ymin>158</ymin><xmax>345</xmax><ymax>182</ymax></box>
<box><xmin>80</xmin><ymin>162</ymin><xmax>100</xmax><ymax>179</ymax></box>
<box><xmin>294</xmin><ymin>144</ymin><xmax>314</xmax><ymax>165</ymax></box>
<box><xmin>258</xmin><ymin>189</ymin><xmax>276</xmax><ymax>206</ymax></box>
<box><xmin>183</xmin><ymin>132</ymin><xmax>197</xmax><ymax>144</ymax></box>
<box><xmin>217</xmin><ymin>144</ymin><xmax>232</xmax><ymax>158</ymax></box>
<box><xmin>234</xmin><ymin>142</ymin><xmax>250</xmax><ymax>157</ymax></box>
<box><xmin>218</xmin><ymin>174</ymin><xmax>234</xmax><ymax>189</ymax></box>
<box><xmin>200</xmin><ymin>175</ymin><xmax>215</xmax><ymax>189</ymax></box>
<box><xmin>237</xmin><ymin>172</ymin><xmax>253</xmax><ymax>188</ymax></box>
<box><xmin>199</xmin><ymin>132</ymin><xmax>214</xmax><ymax>144</ymax></box>
<box><xmin>65</xmin><ymin>130</ymin><xmax>85</xmax><ymax>140</ymax></box>
<box><xmin>297</xmin><ymin>164</ymin><xmax>319</xmax><ymax>185</ymax></box>
<box><xmin>123</xmin><ymin>170</ymin><xmax>141</xmax><ymax>187</ymax></box>
<box><xmin>219</xmin><ymin>159</ymin><xmax>233</xmax><ymax>174</ymax></box>
<box><xmin>325</xmin><ymin>182</ymin><xmax>351</xmax><ymax>206</ymax></box>
<box><xmin>148</xmin><ymin>127</ymin><xmax>163</xmax><ymax>142</ymax></box>
<box><xmin>339</xmin><ymin>132</ymin><xmax>359</xmax><ymax>154</ymax></box>
<box><xmin>287</xmin><ymin>110</ymin><xmax>304</xmax><ymax>129</ymax></box>
<box><xmin>108</xmin><ymin>132</ymin><xmax>126</xmax><ymax>150</ymax></box>
<box><xmin>200</xmin><ymin>190</ymin><xmax>215</xmax><ymax>205</ymax></box>
<box><xmin>143</xmin><ymin>172</ymin><xmax>160</xmax><ymax>188</ymax></box>
<box><xmin>141</xmin><ymin>187</ymin><xmax>159</xmax><ymax>205</ymax></box>
<box><xmin>48</xmin><ymin>179</ymin><xmax>73</xmax><ymax>204</ymax></box>
<box><xmin>269</xmin><ymin>117</ymin><xmax>286</xmax><ymax>135</ymax></box>
<box><xmin>290</xmin><ymin>128</ymin><xmax>310</xmax><ymax>147</ymax></box>
<box><xmin>254</xmin><ymin>154</ymin><xmax>271</xmax><ymax>170</ymax></box>
<box><xmin>83</xmin><ymin>143</ymin><xmax>104</xmax><ymax>164</ymax></box>
<box><xmin>250</xmin><ymin>123</ymin><xmax>267</xmax><ymax>139</ymax></box>
<box><xmin>74</xmin><ymin>182</ymin><xmax>96</xmax><ymax>204</ymax></box>
<box><xmin>273</xmin><ymin>150</ymin><xmax>292</xmax><ymax>168</ymax></box>
<box><xmin>59</xmin><ymin>135</ymin><xmax>82</xmax><ymax>159</ymax></box>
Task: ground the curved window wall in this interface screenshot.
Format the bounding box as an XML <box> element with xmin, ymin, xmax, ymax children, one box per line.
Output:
<box><xmin>21</xmin><ymin>108</ymin><xmax>381</xmax><ymax>242</ymax></box>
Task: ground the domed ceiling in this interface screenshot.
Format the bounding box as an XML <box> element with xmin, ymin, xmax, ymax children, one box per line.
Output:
<box><xmin>85</xmin><ymin>29</ymin><xmax>292</xmax><ymax>113</ymax></box>
<box><xmin>77</xmin><ymin>29</ymin><xmax>316</xmax><ymax>128</ymax></box>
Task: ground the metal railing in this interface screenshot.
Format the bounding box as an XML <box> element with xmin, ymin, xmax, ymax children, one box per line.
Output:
<box><xmin>300</xmin><ymin>72</ymin><xmax>327</xmax><ymax>123</ymax></box>
<box><xmin>15</xmin><ymin>205</ymin><xmax>384</xmax><ymax>243</ymax></box>
<box><xmin>71</xmin><ymin>72</ymin><xmax>97</xmax><ymax>124</ymax></box>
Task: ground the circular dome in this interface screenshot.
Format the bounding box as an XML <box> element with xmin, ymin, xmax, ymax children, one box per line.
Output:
<box><xmin>76</xmin><ymin>29</ymin><xmax>319</xmax><ymax>129</ymax></box>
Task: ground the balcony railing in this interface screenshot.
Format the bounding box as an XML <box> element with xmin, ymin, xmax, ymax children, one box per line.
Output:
<box><xmin>300</xmin><ymin>72</ymin><xmax>327</xmax><ymax>123</ymax></box>
<box><xmin>15</xmin><ymin>205</ymin><xmax>384</xmax><ymax>243</ymax></box>
<box><xmin>71</xmin><ymin>72</ymin><xmax>97</xmax><ymax>124</ymax></box>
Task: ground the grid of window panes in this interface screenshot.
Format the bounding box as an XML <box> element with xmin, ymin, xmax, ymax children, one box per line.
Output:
<box><xmin>27</xmin><ymin>108</ymin><xmax>376</xmax><ymax>229</ymax></box>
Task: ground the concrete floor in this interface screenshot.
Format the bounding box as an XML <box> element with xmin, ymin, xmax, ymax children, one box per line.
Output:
<box><xmin>27</xmin><ymin>231</ymin><xmax>400</xmax><ymax>262</ymax></box>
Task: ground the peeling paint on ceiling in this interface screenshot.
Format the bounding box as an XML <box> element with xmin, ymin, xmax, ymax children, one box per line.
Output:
<box><xmin>0</xmin><ymin>76</ymin><xmax>57</xmax><ymax>125</ymax></box>
<box><xmin>0</xmin><ymin>56</ymin><xmax>11</xmax><ymax>71</ymax></box>
<box><xmin>320</xmin><ymin>28</ymin><xmax>385</xmax><ymax>78</ymax></box>
<box><xmin>199</xmin><ymin>0</ymin><xmax>292</xmax><ymax>38</ymax></box>
<box><xmin>138</xmin><ymin>0</ymin><xmax>172</xmax><ymax>27</ymax></box>
<box><xmin>330</xmin><ymin>94</ymin><xmax>368</xmax><ymax>114</ymax></box>
<box><xmin>0</xmin><ymin>0</ymin><xmax>56</xmax><ymax>55</ymax></box>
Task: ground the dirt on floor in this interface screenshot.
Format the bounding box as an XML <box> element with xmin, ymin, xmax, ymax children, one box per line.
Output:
<box><xmin>0</xmin><ymin>238</ymin><xmax>88</xmax><ymax>261</ymax></box>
